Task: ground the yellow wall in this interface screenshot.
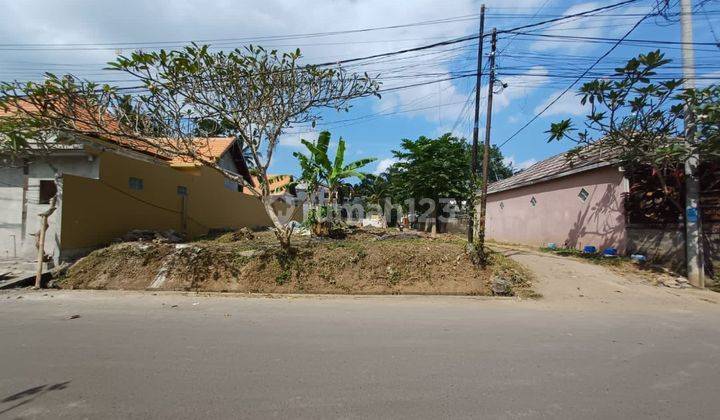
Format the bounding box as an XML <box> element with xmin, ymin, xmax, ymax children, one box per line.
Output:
<box><xmin>60</xmin><ymin>151</ymin><xmax>298</xmax><ymax>252</ymax></box>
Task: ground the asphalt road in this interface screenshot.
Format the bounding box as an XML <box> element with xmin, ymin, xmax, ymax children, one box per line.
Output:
<box><xmin>2</xmin><ymin>290</ymin><xmax>720</xmax><ymax>419</ymax></box>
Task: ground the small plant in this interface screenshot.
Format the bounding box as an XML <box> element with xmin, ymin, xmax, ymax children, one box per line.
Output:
<box><xmin>387</xmin><ymin>266</ymin><xmax>401</xmax><ymax>285</ymax></box>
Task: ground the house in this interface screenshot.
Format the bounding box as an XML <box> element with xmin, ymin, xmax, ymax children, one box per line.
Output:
<box><xmin>242</xmin><ymin>174</ymin><xmax>295</xmax><ymax>196</ymax></box>
<box><xmin>482</xmin><ymin>144</ymin><xmax>719</xmax><ymax>277</ymax></box>
<box><xmin>0</xmin><ymin>132</ymin><xmax>291</xmax><ymax>265</ymax></box>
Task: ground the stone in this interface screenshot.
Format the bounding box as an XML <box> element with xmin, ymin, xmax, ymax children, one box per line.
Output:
<box><xmin>491</xmin><ymin>276</ymin><xmax>513</xmax><ymax>296</ymax></box>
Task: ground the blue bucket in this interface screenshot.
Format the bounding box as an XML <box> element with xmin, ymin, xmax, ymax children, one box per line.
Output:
<box><xmin>603</xmin><ymin>247</ymin><xmax>618</xmax><ymax>257</ymax></box>
<box><xmin>582</xmin><ymin>245</ymin><xmax>597</xmax><ymax>254</ymax></box>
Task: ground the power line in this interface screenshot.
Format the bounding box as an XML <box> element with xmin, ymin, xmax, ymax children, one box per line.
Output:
<box><xmin>497</xmin><ymin>2</ymin><xmax>660</xmax><ymax>150</ymax></box>
<box><xmin>504</xmin><ymin>31</ymin><xmax>720</xmax><ymax>46</ymax></box>
<box><xmin>0</xmin><ymin>14</ymin><xmax>482</xmax><ymax>49</ymax></box>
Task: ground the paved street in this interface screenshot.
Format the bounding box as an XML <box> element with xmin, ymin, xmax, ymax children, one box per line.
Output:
<box><xmin>2</xmin><ymin>290</ymin><xmax>720</xmax><ymax>419</ymax></box>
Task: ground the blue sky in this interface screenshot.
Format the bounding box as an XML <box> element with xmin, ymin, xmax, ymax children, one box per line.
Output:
<box><xmin>0</xmin><ymin>0</ymin><xmax>717</xmax><ymax>178</ymax></box>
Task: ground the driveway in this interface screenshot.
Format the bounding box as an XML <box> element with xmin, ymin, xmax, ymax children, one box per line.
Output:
<box><xmin>495</xmin><ymin>245</ymin><xmax>720</xmax><ymax>311</ymax></box>
<box><xmin>1</xmin><ymin>287</ymin><xmax>720</xmax><ymax>419</ymax></box>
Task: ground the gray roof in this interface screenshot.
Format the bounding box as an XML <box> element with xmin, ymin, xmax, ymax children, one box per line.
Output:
<box><xmin>487</xmin><ymin>143</ymin><xmax>620</xmax><ymax>194</ymax></box>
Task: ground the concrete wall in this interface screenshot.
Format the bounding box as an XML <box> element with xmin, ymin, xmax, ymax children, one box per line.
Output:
<box><xmin>627</xmin><ymin>224</ymin><xmax>720</xmax><ymax>283</ymax></box>
<box><xmin>484</xmin><ymin>166</ymin><xmax>628</xmax><ymax>252</ymax></box>
<box><xmin>0</xmin><ymin>154</ymin><xmax>99</xmax><ymax>263</ymax></box>
<box><xmin>60</xmin><ymin>151</ymin><xmax>285</xmax><ymax>259</ymax></box>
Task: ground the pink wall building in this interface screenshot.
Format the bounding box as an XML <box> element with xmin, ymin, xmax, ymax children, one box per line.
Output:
<box><xmin>484</xmin><ymin>149</ymin><xmax>628</xmax><ymax>252</ymax></box>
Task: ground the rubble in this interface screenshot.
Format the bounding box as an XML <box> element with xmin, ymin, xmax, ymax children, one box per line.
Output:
<box><xmin>113</xmin><ymin>229</ymin><xmax>185</xmax><ymax>244</ymax></box>
<box><xmin>661</xmin><ymin>277</ymin><xmax>691</xmax><ymax>289</ymax></box>
<box><xmin>491</xmin><ymin>276</ymin><xmax>513</xmax><ymax>296</ymax></box>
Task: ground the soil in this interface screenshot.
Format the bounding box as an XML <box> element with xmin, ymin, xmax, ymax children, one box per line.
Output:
<box><xmin>59</xmin><ymin>228</ymin><xmax>533</xmax><ymax>296</ymax></box>
<box><xmin>494</xmin><ymin>243</ymin><xmax>720</xmax><ymax>310</ymax></box>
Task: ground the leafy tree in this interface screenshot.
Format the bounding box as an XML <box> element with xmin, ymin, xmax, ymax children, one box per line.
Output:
<box><xmin>0</xmin><ymin>45</ymin><xmax>380</xmax><ymax>249</ymax></box>
<box><xmin>485</xmin><ymin>145</ymin><xmax>515</xmax><ymax>181</ymax></box>
<box><xmin>390</xmin><ymin>133</ymin><xmax>472</xmax><ymax>235</ymax></box>
<box><xmin>547</xmin><ymin>50</ymin><xmax>719</xmax><ymax>212</ymax></box>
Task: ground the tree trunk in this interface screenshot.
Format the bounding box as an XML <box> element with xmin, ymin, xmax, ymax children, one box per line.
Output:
<box><xmin>261</xmin><ymin>197</ymin><xmax>293</xmax><ymax>250</ymax></box>
<box><xmin>431</xmin><ymin>202</ymin><xmax>438</xmax><ymax>237</ymax></box>
<box><xmin>34</xmin><ymin>196</ymin><xmax>57</xmax><ymax>289</ymax></box>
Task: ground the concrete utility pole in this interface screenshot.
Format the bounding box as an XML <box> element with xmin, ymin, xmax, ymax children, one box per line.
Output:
<box><xmin>476</xmin><ymin>28</ymin><xmax>497</xmax><ymax>259</ymax></box>
<box><xmin>680</xmin><ymin>0</ymin><xmax>705</xmax><ymax>288</ymax></box>
<box><xmin>468</xmin><ymin>4</ymin><xmax>485</xmax><ymax>243</ymax></box>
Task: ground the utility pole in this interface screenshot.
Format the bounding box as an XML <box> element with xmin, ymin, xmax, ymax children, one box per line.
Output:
<box><xmin>680</xmin><ymin>0</ymin><xmax>704</xmax><ymax>288</ymax></box>
<box><xmin>468</xmin><ymin>4</ymin><xmax>485</xmax><ymax>243</ymax></box>
<box><xmin>476</xmin><ymin>28</ymin><xmax>497</xmax><ymax>260</ymax></box>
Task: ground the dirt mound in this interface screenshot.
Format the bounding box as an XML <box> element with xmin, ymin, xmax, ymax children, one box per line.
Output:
<box><xmin>60</xmin><ymin>230</ymin><xmax>532</xmax><ymax>296</ymax></box>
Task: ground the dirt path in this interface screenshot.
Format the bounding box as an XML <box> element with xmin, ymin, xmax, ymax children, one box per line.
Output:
<box><xmin>495</xmin><ymin>245</ymin><xmax>720</xmax><ymax>311</ymax></box>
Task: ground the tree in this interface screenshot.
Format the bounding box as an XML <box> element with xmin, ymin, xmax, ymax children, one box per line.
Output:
<box><xmin>0</xmin><ymin>45</ymin><xmax>380</xmax><ymax>249</ymax></box>
<box><xmin>390</xmin><ymin>133</ymin><xmax>472</xmax><ymax>235</ymax></box>
<box><xmin>353</xmin><ymin>173</ymin><xmax>392</xmax><ymax>227</ymax></box>
<box><xmin>292</xmin><ymin>131</ymin><xmax>375</xmax><ymax>234</ymax></box>
<box><xmin>485</xmin><ymin>145</ymin><xmax>515</xmax><ymax>181</ymax></box>
<box><xmin>547</xmin><ymin>50</ymin><xmax>719</xmax><ymax>213</ymax></box>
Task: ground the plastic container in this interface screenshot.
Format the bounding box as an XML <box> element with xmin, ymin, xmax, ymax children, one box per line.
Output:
<box><xmin>547</xmin><ymin>242</ymin><xmax>557</xmax><ymax>250</ymax></box>
<box><xmin>603</xmin><ymin>247</ymin><xmax>618</xmax><ymax>257</ymax></box>
<box><xmin>582</xmin><ymin>245</ymin><xmax>597</xmax><ymax>254</ymax></box>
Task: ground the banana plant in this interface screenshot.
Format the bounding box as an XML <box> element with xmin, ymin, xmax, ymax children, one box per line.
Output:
<box><xmin>292</xmin><ymin>131</ymin><xmax>376</xmax><ymax>205</ymax></box>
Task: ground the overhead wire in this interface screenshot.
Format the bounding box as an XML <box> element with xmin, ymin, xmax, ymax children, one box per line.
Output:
<box><xmin>497</xmin><ymin>1</ymin><xmax>662</xmax><ymax>150</ymax></box>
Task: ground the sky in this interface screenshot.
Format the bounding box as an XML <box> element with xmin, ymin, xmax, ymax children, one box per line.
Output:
<box><xmin>0</xmin><ymin>0</ymin><xmax>718</xmax><ymax>178</ymax></box>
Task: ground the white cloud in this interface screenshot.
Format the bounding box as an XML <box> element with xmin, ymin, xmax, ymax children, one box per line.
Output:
<box><xmin>530</xmin><ymin>2</ymin><xmax>649</xmax><ymax>53</ymax></box>
<box><xmin>278</xmin><ymin>132</ymin><xmax>318</xmax><ymax>148</ymax></box>
<box><xmin>491</xmin><ymin>66</ymin><xmax>549</xmax><ymax>111</ymax></box>
<box><xmin>532</xmin><ymin>89</ymin><xmax>589</xmax><ymax>118</ymax></box>
<box><xmin>374</xmin><ymin>157</ymin><xmax>398</xmax><ymax>174</ymax></box>
<box><xmin>503</xmin><ymin>155</ymin><xmax>537</xmax><ymax>170</ymax></box>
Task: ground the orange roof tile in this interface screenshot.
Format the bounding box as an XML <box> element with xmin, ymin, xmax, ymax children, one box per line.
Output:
<box><xmin>243</xmin><ymin>174</ymin><xmax>294</xmax><ymax>196</ymax></box>
<box><xmin>169</xmin><ymin>137</ymin><xmax>235</xmax><ymax>166</ymax></box>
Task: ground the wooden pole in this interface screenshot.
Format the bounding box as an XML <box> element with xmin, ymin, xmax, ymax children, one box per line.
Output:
<box><xmin>468</xmin><ymin>4</ymin><xmax>486</xmax><ymax>243</ymax></box>
<box><xmin>477</xmin><ymin>28</ymin><xmax>497</xmax><ymax>262</ymax></box>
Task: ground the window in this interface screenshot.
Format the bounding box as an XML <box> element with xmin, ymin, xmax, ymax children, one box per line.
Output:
<box><xmin>177</xmin><ymin>186</ymin><xmax>188</xmax><ymax>196</ymax></box>
<box><xmin>530</xmin><ymin>196</ymin><xmax>537</xmax><ymax>207</ymax></box>
<box><xmin>39</xmin><ymin>180</ymin><xmax>57</xmax><ymax>204</ymax></box>
<box><xmin>128</xmin><ymin>177</ymin><xmax>144</xmax><ymax>190</ymax></box>
<box><xmin>578</xmin><ymin>188</ymin><xmax>589</xmax><ymax>202</ymax></box>
<box><xmin>499</xmin><ymin>202</ymin><xmax>505</xmax><ymax>210</ymax></box>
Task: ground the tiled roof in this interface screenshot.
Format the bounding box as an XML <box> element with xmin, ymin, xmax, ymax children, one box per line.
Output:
<box><xmin>1</xmin><ymin>102</ymin><xmax>236</xmax><ymax>163</ymax></box>
<box><xmin>487</xmin><ymin>142</ymin><xmax>620</xmax><ymax>194</ymax></box>
<box><xmin>243</xmin><ymin>174</ymin><xmax>294</xmax><ymax>196</ymax></box>
<box><xmin>169</xmin><ymin>137</ymin><xmax>235</xmax><ymax>166</ymax></box>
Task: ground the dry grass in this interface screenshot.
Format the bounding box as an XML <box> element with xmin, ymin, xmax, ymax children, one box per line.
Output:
<box><xmin>60</xmin><ymin>228</ymin><xmax>534</xmax><ymax>296</ymax></box>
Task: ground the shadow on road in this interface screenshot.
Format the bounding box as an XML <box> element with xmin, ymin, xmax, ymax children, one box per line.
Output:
<box><xmin>0</xmin><ymin>381</ymin><xmax>70</xmax><ymax>416</ymax></box>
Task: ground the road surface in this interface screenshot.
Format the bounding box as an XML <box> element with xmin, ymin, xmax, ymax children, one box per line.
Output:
<box><xmin>2</xmin><ymin>285</ymin><xmax>720</xmax><ymax>419</ymax></box>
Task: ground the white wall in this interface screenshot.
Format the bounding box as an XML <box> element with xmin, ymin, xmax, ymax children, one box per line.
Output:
<box><xmin>0</xmin><ymin>153</ymin><xmax>99</xmax><ymax>263</ymax></box>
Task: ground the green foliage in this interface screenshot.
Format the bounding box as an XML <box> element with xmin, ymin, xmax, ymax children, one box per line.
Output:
<box><xmin>292</xmin><ymin>130</ymin><xmax>376</xmax><ymax>201</ymax></box>
<box><xmin>390</xmin><ymin>133</ymin><xmax>472</xmax><ymax>207</ymax></box>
